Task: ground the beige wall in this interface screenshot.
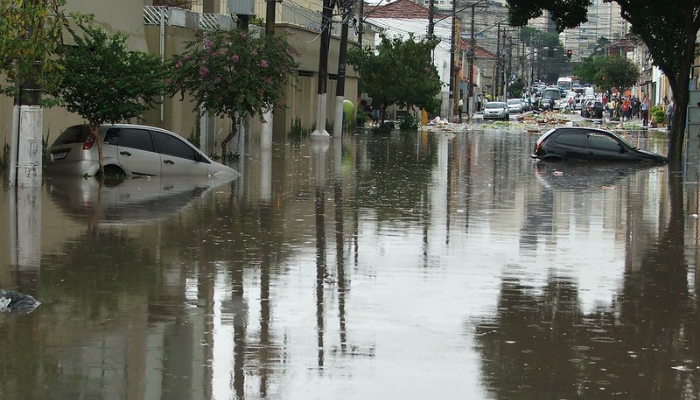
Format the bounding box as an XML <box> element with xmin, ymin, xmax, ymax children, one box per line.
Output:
<box><xmin>65</xmin><ymin>0</ymin><xmax>151</xmax><ymax>50</ymax></box>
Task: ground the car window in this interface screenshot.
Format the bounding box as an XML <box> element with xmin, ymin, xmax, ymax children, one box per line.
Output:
<box><xmin>55</xmin><ymin>125</ymin><xmax>91</xmax><ymax>145</ymax></box>
<box><xmin>587</xmin><ymin>134</ymin><xmax>620</xmax><ymax>151</ymax></box>
<box><xmin>103</xmin><ymin>128</ymin><xmax>120</xmax><ymax>145</ymax></box>
<box><xmin>553</xmin><ymin>130</ymin><xmax>587</xmax><ymax>147</ymax></box>
<box><xmin>152</xmin><ymin>131</ymin><xmax>198</xmax><ymax>160</ymax></box>
<box><xmin>119</xmin><ymin>128</ymin><xmax>155</xmax><ymax>152</ymax></box>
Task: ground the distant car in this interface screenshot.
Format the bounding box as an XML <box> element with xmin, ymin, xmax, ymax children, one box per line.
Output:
<box><xmin>483</xmin><ymin>101</ymin><xmax>509</xmax><ymax>120</ymax></box>
<box><xmin>532</xmin><ymin>127</ymin><xmax>668</xmax><ymax>163</ymax></box>
<box><xmin>45</xmin><ymin>124</ymin><xmax>240</xmax><ymax>179</ymax></box>
<box><xmin>507</xmin><ymin>99</ymin><xmax>524</xmax><ymax>114</ymax></box>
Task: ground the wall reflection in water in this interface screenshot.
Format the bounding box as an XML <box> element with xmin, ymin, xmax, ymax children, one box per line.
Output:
<box><xmin>1</xmin><ymin>127</ymin><xmax>699</xmax><ymax>399</ymax></box>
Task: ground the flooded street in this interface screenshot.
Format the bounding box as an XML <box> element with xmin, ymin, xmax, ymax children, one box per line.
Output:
<box><xmin>2</xmin><ymin>127</ymin><xmax>700</xmax><ymax>399</ymax></box>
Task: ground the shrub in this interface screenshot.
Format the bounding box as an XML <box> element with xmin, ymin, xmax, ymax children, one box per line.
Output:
<box><xmin>399</xmin><ymin>113</ymin><xmax>419</xmax><ymax>131</ymax></box>
<box><xmin>372</xmin><ymin>121</ymin><xmax>394</xmax><ymax>135</ymax></box>
<box><xmin>289</xmin><ymin>117</ymin><xmax>310</xmax><ymax>141</ymax></box>
<box><xmin>0</xmin><ymin>142</ymin><xmax>8</xmax><ymax>169</ymax></box>
<box><xmin>650</xmin><ymin>106</ymin><xmax>665</xmax><ymax>124</ymax></box>
<box><xmin>356</xmin><ymin>110</ymin><xmax>368</xmax><ymax>126</ymax></box>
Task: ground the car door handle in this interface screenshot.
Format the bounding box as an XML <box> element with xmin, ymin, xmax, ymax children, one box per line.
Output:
<box><xmin>163</xmin><ymin>159</ymin><xmax>174</xmax><ymax>165</ymax></box>
<box><xmin>120</xmin><ymin>151</ymin><xmax>131</xmax><ymax>156</ymax></box>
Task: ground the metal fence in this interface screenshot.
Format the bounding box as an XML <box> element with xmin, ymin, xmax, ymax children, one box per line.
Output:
<box><xmin>144</xmin><ymin>6</ymin><xmax>235</xmax><ymax>31</ymax></box>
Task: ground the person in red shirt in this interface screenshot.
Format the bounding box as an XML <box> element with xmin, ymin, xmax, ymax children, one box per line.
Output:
<box><xmin>622</xmin><ymin>98</ymin><xmax>631</xmax><ymax>121</ymax></box>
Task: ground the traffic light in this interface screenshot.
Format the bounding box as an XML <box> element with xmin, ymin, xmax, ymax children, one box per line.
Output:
<box><xmin>567</xmin><ymin>49</ymin><xmax>573</xmax><ymax>59</ymax></box>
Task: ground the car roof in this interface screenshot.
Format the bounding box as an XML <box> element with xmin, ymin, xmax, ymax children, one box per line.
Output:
<box><xmin>95</xmin><ymin>123</ymin><xmax>172</xmax><ymax>133</ymax></box>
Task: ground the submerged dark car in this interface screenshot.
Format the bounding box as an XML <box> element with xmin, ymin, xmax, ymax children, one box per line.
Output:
<box><xmin>532</xmin><ymin>127</ymin><xmax>668</xmax><ymax>163</ymax></box>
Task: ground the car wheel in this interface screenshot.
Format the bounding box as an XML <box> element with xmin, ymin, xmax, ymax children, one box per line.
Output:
<box><xmin>101</xmin><ymin>164</ymin><xmax>127</xmax><ymax>178</ymax></box>
<box><xmin>542</xmin><ymin>155</ymin><xmax>564</xmax><ymax>162</ymax></box>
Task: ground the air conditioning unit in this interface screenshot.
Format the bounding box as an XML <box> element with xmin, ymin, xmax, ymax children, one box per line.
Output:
<box><xmin>228</xmin><ymin>0</ymin><xmax>255</xmax><ymax>15</ymax></box>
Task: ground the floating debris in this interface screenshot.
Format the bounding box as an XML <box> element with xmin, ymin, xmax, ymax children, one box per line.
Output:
<box><xmin>0</xmin><ymin>290</ymin><xmax>41</xmax><ymax>314</ymax></box>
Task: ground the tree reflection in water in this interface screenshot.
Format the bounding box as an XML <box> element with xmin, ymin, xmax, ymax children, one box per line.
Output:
<box><xmin>474</xmin><ymin>173</ymin><xmax>699</xmax><ymax>399</ymax></box>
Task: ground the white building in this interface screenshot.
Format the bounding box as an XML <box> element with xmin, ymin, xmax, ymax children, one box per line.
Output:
<box><xmin>560</xmin><ymin>0</ymin><xmax>629</xmax><ymax>62</ymax></box>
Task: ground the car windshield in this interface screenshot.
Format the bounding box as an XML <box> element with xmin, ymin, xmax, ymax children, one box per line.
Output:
<box><xmin>507</xmin><ymin>99</ymin><xmax>520</xmax><ymax>105</ymax></box>
<box><xmin>485</xmin><ymin>103</ymin><xmax>504</xmax><ymax>109</ymax></box>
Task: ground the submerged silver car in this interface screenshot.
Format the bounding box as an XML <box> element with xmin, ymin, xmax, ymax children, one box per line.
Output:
<box><xmin>483</xmin><ymin>101</ymin><xmax>509</xmax><ymax>120</ymax></box>
<box><xmin>45</xmin><ymin>124</ymin><xmax>239</xmax><ymax>179</ymax></box>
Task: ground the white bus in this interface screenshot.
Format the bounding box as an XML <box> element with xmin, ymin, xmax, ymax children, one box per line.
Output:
<box><xmin>542</xmin><ymin>88</ymin><xmax>561</xmax><ymax>110</ymax></box>
<box><xmin>557</xmin><ymin>77</ymin><xmax>573</xmax><ymax>93</ymax></box>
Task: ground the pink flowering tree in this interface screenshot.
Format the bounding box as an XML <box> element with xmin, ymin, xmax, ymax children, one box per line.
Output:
<box><xmin>169</xmin><ymin>29</ymin><xmax>299</xmax><ymax>158</ymax></box>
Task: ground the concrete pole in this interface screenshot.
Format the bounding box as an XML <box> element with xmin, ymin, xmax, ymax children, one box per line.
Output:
<box><xmin>261</xmin><ymin>0</ymin><xmax>277</xmax><ymax>148</ymax></box>
<box><xmin>467</xmin><ymin>3</ymin><xmax>476</xmax><ymax>122</ymax></box>
<box><xmin>312</xmin><ymin>0</ymin><xmax>334</xmax><ymax>138</ymax></box>
<box><xmin>448</xmin><ymin>0</ymin><xmax>456</xmax><ymax>122</ymax></box>
<box><xmin>11</xmin><ymin>3</ymin><xmax>44</xmax><ymax>188</ymax></box>
<box><xmin>333</xmin><ymin>8</ymin><xmax>350</xmax><ymax>137</ymax></box>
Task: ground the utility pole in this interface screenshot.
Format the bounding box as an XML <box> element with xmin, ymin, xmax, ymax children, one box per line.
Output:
<box><xmin>259</xmin><ymin>0</ymin><xmax>277</xmax><ymax>149</ymax></box>
<box><xmin>507</xmin><ymin>34</ymin><xmax>512</xmax><ymax>99</ymax></box>
<box><xmin>467</xmin><ymin>3</ymin><xmax>476</xmax><ymax>121</ymax></box>
<box><xmin>312</xmin><ymin>0</ymin><xmax>334</xmax><ymax>137</ymax></box>
<box><xmin>502</xmin><ymin>30</ymin><xmax>508</xmax><ymax>100</ymax></box>
<box><xmin>11</xmin><ymin>0</ymin><xmax>44</xmax><ymax>187</ymax></box>
<box><xmin>448</xmin><ymin>0</ymin><xmax>456</xmax><ymax>121</ymax></box>
<box><xmin>333</xmin><ymin>1</ymin><xmax>353</xmax><ymax>137</ymax></box>
<box><xmin>495</xmin><ymin>22</ymin><xmax>500</xmax><ymax>101</ymax></box>
<box><xmin>357</xmin><ymin>0</ymin><xmax>364</xmax><ymax>47</ymax></box>
<box><xmin>265</xmin><ymin>0</ymin><xmax>275</xmax><ymax>36</ymax></box>
<box><xmin>428</xmin><ymin>0</ymin><xmax>434</xmax><ymax>39</ymax></box>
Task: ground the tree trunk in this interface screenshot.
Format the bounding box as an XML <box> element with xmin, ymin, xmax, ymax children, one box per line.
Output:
<box><xmin>91</xmin><ymin>123</ymin><xmax>104</xmax><ymax>177</ymax></box>
<box><xmin>220</xmin><ymin>123</ymin><xmax>237</xmax><ymax>164</ymax></box>
<box><xmin>667</xmin><ymin>8</ymin><xmax>698</xmax><ymax>171</ymax></box>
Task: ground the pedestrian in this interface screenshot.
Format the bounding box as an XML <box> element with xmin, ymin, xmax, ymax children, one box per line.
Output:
<box><xmin>622</xmin><ymin>98</ymin><xmax>631</xmax><ymax>121</ymax></box>
<box><xmin>641</xmin><ymin>98</ymin><xmax>649</xmax><ymax>127</ymax></box>
<box><xmin>666</xmin><ymin>97</ymin><xmax>674</xmax><ymax>132</ymax></box>
<box><xmin>458</xmin><ymin>98</ymin><xmax>464</xmax><ymax>123</ymax></box>
<box><xmin>632</xmin><ymin>97</ymin><xmax>640</xmax><ymax>118</ymax></box>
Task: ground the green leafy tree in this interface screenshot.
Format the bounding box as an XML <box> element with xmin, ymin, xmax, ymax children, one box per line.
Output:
<box><xmin>506</xmin><ymin>0</ymin><xmax>700</xmax><ymax>169</ymax></box>
<box><xmin>348</xmin><ymin>34</ymin><xmax>442</xmax><ymax>123</ymax></box>
<box><xmin>573</xmin><ymin>55</ymin><xmax>639</xmax><ymax>93</ymax></box>
<box><xmin>0</xmin><ymin>0</ymin><xmax>89</xmax><ymax>101</ymax></box>
<box><xmin>54</xmin><ymin>25</ymin><xmax>169</xmax><ymax>176</ymax></box>
<box><xmin>169</xmin><ymin>29</ymin><xmax>299</xmax><ymax>157</ymax></box>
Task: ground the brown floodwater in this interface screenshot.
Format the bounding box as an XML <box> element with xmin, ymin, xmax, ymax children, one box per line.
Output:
<box><xmin>1</xmin><ymin>126</ymin><xmax>699</xmax><ymax>400</ymax></box>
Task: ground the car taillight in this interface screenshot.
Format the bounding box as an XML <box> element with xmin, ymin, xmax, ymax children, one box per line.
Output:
<box><xmin>534</xmin><ymin>142</ymin><xmax>543</xmax><ymax>153</ymax></box>
<box><xmin>83</xmin><ymin>134</ymin><xmax>95</xmax><ymax>150</ymax></box>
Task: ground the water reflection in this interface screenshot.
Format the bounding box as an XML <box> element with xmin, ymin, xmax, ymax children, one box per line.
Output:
<box><xmin>1</xmin><ymin>128</ymin><xmax>699</xmax><ymax>399</ymax></box>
